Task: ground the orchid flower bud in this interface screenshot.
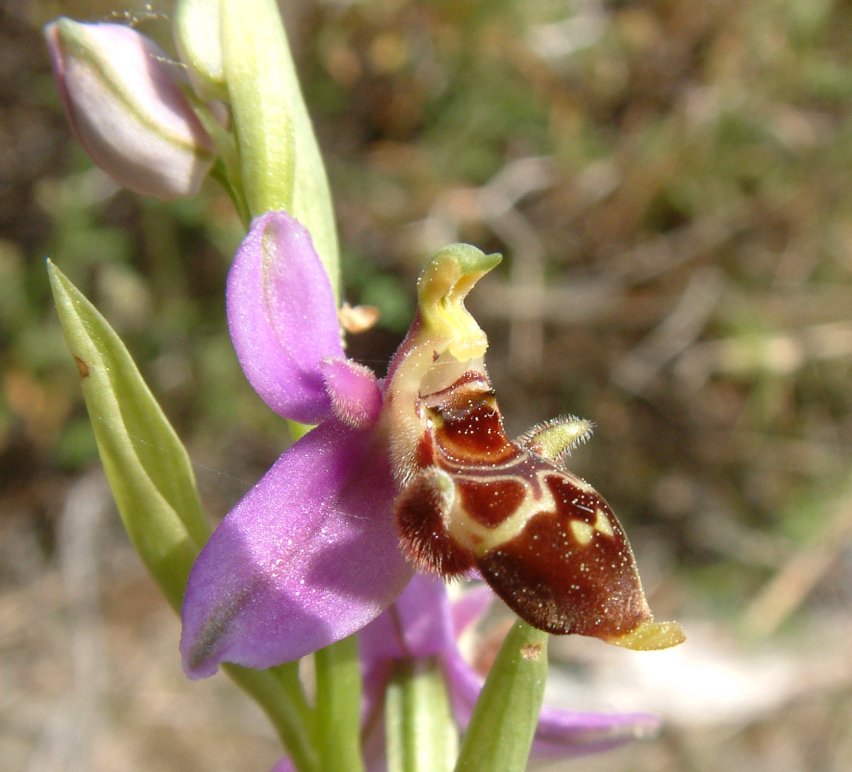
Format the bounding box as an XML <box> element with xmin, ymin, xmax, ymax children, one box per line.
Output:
<box><xmin>45</xmin><ymin>18</ymin><xmax>215</xmax><ymax>199</ymax></box>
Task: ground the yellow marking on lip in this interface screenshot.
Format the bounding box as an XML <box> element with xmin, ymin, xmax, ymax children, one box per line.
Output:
<box><xmin>570</xmin><ymin>519</ymin><xmax>594</xmax><ymax>545</ymax></box>
<box><xmin>594</xmin><ymin>507</ymin><xmax>614</xmax><ymax>537</ymax></box>
<box><xmin>450</xmin><ymin>470</ymin><xmax>554</xmax><ymax>555</ymax></box>
<box><xmin>445</xmin><ymin>460</ymin><xmax>619</xmax><ymax>556</ymax></box>
<box><xmin>449</xmin><ymin>467</ymin><xmax>611</xmax><ymax>556</ymax></box>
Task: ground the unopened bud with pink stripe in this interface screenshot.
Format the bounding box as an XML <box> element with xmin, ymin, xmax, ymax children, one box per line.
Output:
<box><xmin>45</xmin><ymin>18</ymin><xmax>216</xmax><ymax>199</ymax></box>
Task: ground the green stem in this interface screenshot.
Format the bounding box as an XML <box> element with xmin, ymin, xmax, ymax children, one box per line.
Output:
<box><xmin>386</xmin><ymin>658</ymin><xmax>457</xmax><ymax>772</ymax></box>
<box><xmin>454</xmin><ymin>621</ymin><xmax>548</xmax><ymax>772</ymax></box>
<box><xmin>314</xmin><ymin>635</ymin><xmax>364</xmax><ymax>772</ymax></box>
<box><xmin>225</xmin><ymin>662</ymin><xmax>318</xmax><ymax>772</ymax></box>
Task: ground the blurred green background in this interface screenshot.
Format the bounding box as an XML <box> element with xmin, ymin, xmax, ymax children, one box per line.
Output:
<box><xmin>2</xmin><ymin>0</ymin><xmax>851</xmax><ymax>769</ymax></box>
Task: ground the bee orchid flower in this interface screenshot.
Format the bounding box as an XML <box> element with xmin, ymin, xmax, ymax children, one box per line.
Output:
<box><xmin>180</xmin><ymin>211</ymin><xmax>683</xmax><ymax>679</ymax></box>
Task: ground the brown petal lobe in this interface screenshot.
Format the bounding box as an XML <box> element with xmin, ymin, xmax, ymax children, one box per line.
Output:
<box><xmin>457</xmin><ymin>478</ymin><xmax>527</xmax><ymax>528</ymax></box>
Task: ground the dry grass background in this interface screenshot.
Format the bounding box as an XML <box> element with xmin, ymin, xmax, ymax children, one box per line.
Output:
<box><xmin>1</xmin><ymin>0</ymin><xmax>851</xmax><ymax>769</ymax></box>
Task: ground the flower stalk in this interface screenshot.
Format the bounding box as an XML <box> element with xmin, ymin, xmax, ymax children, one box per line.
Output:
<box><xmin>314</xmin><ymin>636</ymin><xmax>365</xmax><ymax>772</ymax></box>
<box><xmin>454</xmin><ymin>621</ymin><xmax>548</xmax><ymax>772</ymax></box>
<box><xmin>385</xmin><ymin>658</ymin><xmax>457</xmax><ymax>772</ymax></box>
<box><xmin>225</xmin><ymin>663</ymin><xmax>318</xmax><ymax>772</ymax></box>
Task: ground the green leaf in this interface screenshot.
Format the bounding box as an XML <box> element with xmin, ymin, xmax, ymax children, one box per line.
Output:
<box><xmin>48</xmin><ymin>259</ymin><xmax>209</xmax><ymax>610</ymax></box>
<box><xmin>386</xmin><ymin>658</ymin><xmax>457</xmax><ymax>772</ymax></box>
<box><xmin>454</xmin><ymin>621</ymin><xmax>548</xmax><ymax>772</ymax></box>
<box><xmin>220</xmin><ymin>0</ymin><xmax>339</xmax><ymax>293</ymax></box>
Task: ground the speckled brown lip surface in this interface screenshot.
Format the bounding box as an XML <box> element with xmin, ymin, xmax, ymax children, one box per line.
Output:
<box><xmin>396</xmin><ymin>369</ymin><xmax>652</xmax><ymax>640</ymax></box>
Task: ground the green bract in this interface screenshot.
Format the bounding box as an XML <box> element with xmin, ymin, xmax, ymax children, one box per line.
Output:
<box><xmin>174</xmin><ymin>0</ymin><xmax>227</xmax><ymax>100</ymax></box>
<box><xmin>48</xmin><ymin>260</ymin><xmax>208</xmax><ymax>608</ymax></box>
<box><xmin>216</xmin><ymin>0</ymin><xmax>340</xmax><ymax>293</ymax></box>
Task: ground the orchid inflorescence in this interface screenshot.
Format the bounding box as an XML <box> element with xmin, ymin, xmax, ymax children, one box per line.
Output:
<box><xmin>44</xmin><ymin>1</ymin><xmax>683</xmax><ymax>769</ymax></box>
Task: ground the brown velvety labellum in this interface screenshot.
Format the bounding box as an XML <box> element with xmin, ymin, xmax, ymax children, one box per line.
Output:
<box><xmin>396</xmin><ymin>367</ymin><xmax>654</xmax><ymax>640</ymax></box>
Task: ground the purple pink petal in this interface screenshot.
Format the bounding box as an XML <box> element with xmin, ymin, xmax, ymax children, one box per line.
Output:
<box><xmin>181</xmin><ymin>420</ymin><xmax>412</xmax><ymax>677</ymax></box>
<box><xmin>226</xmin><ymin>213</ymin><xmax>347</xmax><ymax>425</ymax></box>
